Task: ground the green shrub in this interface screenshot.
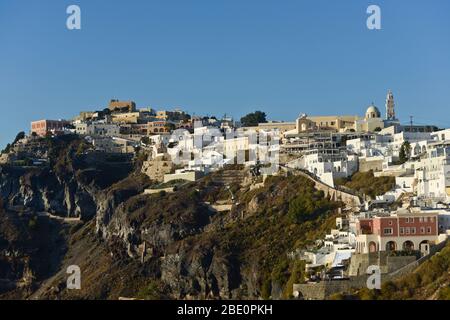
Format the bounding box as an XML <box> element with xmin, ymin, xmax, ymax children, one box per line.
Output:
<box><xmin>136</xmin><ymin>280</ymin><xmax>164</xmax><ymax>300</ymax></box>
<box><xmin>336</xmin><ymin>171</ymin><xmax>395</xmax><ymax>199</ymax></box>
<box><xmin>438</xmin><ymin>286</ymin><xmax>450</xmax><ymax>300</ymax></box>
<box><xmin>261</xmin><ymin>278</ymin><xmax>272</xmax><ymax>300</ymax></box>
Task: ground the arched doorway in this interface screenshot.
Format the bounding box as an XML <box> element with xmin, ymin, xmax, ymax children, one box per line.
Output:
<box><xmin>403</xmin><ymin>240</ymin><xmax>414</xmax><ymax>251</ymax></box>
<box><xmin>386</xmin><ymin>241</ymin><xmax>397</xmax><ymax>252</ymax></box>
<box><xmin>419</xmin><ymin>240</ymin><xmax>431</xmax><ymax>255</ymax></box>
<box><xmin>369</xmin><ymin>241</ymin><xmax>377</xmax><ymax>253</ymax></box>
<box><xmin>414</xmin><ymin>144</ymin><xmax>420</xmax><ymax>156</ymax></box>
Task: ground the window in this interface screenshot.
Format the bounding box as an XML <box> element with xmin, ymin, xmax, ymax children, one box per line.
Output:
<box><xmin>406</xmin><ymin>228</ymin><xmax>410</xmax><ymax>235</ymax></box>
<box><xmin>410</xmin><ymin>218</ymin><xmax>414</xmax><ymax>223</ymax></box>
<box><xmin>424</xmin><ymin>217</ymin><xmax>428</xmax><ymax>223</ymax></box>
<box><xmin>388</xmin><ymin>221</ymin><xmax>393</xmax><ymax>226</ymax></box>
<box><xmin>411</xmin><ymin>228</ymin><xmax>416</xmax><ymax>235</ymax></box>
<box><xmin>384</xmin><ymin>228</ymin><xmax>393</xmax><ymax>235</ymax></box>
<box><xmin>420</xmin><ymin>227</ymin><xmax>425</xmax><ymax>234</ymax></box>
<box><xmin>400</xmin><ymin>227</ymin><xmax>404</xmax><ymax>235</ymax></box>
<box><xmin>427</xmin><ymin>227</ymin><xmax>432</xmax><ymax>234</ymax></box>
<box><xmin>419</xmin><ymin>217</ymin><xmax>423</xmax><ymax>223</ymax></box>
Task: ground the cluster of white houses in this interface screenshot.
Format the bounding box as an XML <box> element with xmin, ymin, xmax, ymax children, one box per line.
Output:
<box><xmin>21</xmin><ymin>91</ymin><xmax>450</xmax><ymax>204</ymax></box>
<box><xmin>19</xmin><ymin>91</ymin><xmax>449</xmax><ymax>204</ymax></box>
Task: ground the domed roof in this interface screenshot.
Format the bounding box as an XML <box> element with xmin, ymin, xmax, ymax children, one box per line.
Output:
<box><xmin>365</xmin><ymin>104</ymin><xmax>381</xmax><ymax>119</ymax></box>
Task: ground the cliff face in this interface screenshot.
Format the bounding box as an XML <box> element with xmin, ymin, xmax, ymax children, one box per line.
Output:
<box><xmin>0</xmin><ymin>136</ymin><xmax>133</xmax><ymax>220</ymax></box>
<box><xmin>0</xmin><ymin>166</ymin><xmax>95</xmax><ymax>220</ymax></box>
<box><xmin>0</xmin><ymin>137</ymin><xmax>340</xmax><ymax>300</ymax></box>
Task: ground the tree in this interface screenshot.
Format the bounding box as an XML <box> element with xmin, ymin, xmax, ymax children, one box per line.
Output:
<box><xmin>399</xmin><ymin>141</ymin><xmax>411</xmax><ymax>164</ymax></box>
<box><xmin>240</xmin><ymin>111</ymin><xmax>267</xmax><ymax>127</ymax></box>
<box><xmin>2</xmin><ymin>131</ymin><xmax>26</xmax><ymax>154</ymax></box>
<box><xmin>1</xmin><ymin>143</ymin><xmax>11</xmax><ymax>154</ymax></box>
<box><xmin>14</xmin><ymin>131</ymin><xmax>25</xmax><ymax>143</ymax></box>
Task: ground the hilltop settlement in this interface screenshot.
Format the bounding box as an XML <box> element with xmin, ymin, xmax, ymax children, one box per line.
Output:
<box><xmin>1</xmin><ymin>90</ymin><xmax>450</xmax><ymax>300</ymax></box>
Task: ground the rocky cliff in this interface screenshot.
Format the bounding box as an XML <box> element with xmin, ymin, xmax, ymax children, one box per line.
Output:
<box><xmin>0</xmin><ymin>136</ymin><xmax>341</xmax><ymax>300</ymax></box>
<box><xmin>0</xmin><ymin>135</ymin><xmax>133</xmax><ymax>220</ymax></box>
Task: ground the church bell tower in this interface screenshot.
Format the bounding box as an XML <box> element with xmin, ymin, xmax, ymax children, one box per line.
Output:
<box><xmin>385</xmin><ymin>90</ymin><xmax>396</xmax><ymax>120</ymax></box>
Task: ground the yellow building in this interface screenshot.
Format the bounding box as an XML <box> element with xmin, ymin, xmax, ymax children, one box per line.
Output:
<box><xmin>111</xmin><ymin>112</ymin><xmax>142</xmax><ymax>124</ymax></box>
<box><xmin>307</xmin><ymin>115</ymin><xmax>360</xmax><ymax>132</ymax></box>
<box><xmin>108</xmin><ymin>100</ymin><xmax>136</xmax><ymax>113</ymax></box>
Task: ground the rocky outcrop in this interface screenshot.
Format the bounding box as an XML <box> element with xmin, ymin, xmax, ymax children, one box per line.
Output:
<box><xmin>0</xmin><ymin>166</ymin><xmax>97</xmax><ymax>220</ymax></box>
<box><xmin>160</xmin><ymin>244</ymin><xmax>242</xmax><ymax>299</ymax></box>
<box><xmin>0</xmin><ymin>145</ymin><xmax>133</xmax><ymax>220</ymax></box>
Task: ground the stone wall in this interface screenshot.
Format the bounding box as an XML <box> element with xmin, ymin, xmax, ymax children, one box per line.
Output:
<box><xmin>296</xmin><ymin>170</ymin><xmax>362</xmax><ymax>207</ymax></box>
<box><xmin>348</xmin><ymin>252</ymin><xmax>416</xmax><ymax>276</ymax></box>
<box><xmin>144</xmin><ymin>187</ymin><xmax>175</xmax><ymax>195</ymax></box>
<box><xmin>163</xmin><ymin>171</ymin><xmax>203</xmax><ymax>183</ymax></box>
<box><xmin>281</xmin><ymin>167</ymin><xmax>362</xmax><ymax>207</ymax></box>
<box><xmin>294</xmin><ymin>277</ymin><xmax>368</xmax><ymax>300</ymax></box>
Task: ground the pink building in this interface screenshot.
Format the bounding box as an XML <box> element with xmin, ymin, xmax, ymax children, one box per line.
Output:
<box><xmin>355</xmin><ymin>211</ymin><xmax>439</xmax><ymax>254</ymax></box>
<box><xmin>31</xmin><ymin>120</ymin><xmax>70</xmax><ymax>137</ymax></box>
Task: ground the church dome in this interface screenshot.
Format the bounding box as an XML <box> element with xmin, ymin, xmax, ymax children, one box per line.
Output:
<box><xmin>365</xmin><ymin>104</ymin><xmax>381</xmax><ymax>119</ymax></box>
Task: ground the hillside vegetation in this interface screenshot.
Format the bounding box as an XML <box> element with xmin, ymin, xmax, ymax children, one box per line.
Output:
<box><xmin>335</xmin><ymin>171</ymin><xmax>395</xmax><ymax>199</ymax></box>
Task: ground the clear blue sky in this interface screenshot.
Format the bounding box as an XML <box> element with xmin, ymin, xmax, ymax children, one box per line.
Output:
<box><xmin>1</xmin><ymin>0</ymin><xmax>450</xmax><ymax>147</ymax></box>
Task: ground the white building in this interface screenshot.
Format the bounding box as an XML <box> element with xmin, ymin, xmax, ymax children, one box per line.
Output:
<box><xmin>391</xmin><ymin>131</ymin><xmax>433</xmax><ymax>158</ymax></box>
<box><xmin>415</xmin><ymin>142</ymin><xmax>450</xmax><ymax>204</ymax></box>
<box><xmin>298</xmin><ymin>150</ymin><xmax>358</xmax><ymax>187</ymax></box>
<box><xmin>432</xmin><ymin>128</ymin><xmax>450</xmax><ymax>142</ymax></box>
<box><xmin>75</xmin><ymin>123</ymin><xmax>120</xmax><ymax>137</ymax></box>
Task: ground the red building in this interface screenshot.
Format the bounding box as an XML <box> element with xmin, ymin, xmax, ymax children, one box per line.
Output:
<box><xmin>31</xmin><ymin>120</ymin><xmax>70</xmax><ymax>137</ymax></box>
<box><xmin>355</xmin><ymin>211</ymin><xmax>439</xmax><ymax>254</ymax></box>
